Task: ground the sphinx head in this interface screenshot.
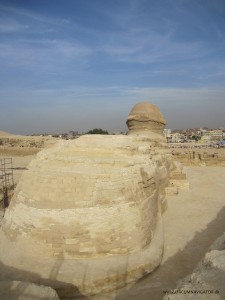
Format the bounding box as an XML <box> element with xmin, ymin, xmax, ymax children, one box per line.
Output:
<box><xmin>126</xmin><ymin>101</ymin><xmax>166</xmax><ymax>137</ymax></box>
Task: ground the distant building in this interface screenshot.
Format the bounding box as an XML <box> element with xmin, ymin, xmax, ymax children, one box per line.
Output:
<box><xmin>200</xmin><ymin>129</ymin><xmax>223</xmax><ymax>142</ymax></box>
<box><xmin>163</xmin><ymin>129</ymin><xmax>172</xmax><ymax>142</ymax></box>
<box><xmin>171</xmin><ymin>132</ymin><xmax>186</xmax><ymax>143</ymax></box>
<box><xmin>163</xmin><ymin>129</ymin><xmax>186</xmax><ymax>143</ymax></box>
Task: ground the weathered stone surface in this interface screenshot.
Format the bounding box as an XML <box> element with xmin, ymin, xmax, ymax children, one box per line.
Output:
<box><xmin>127</xmin><ymin>101</ymin><xmax>166</xmax><ymax>136</ymax></box>
<box><xmin>0</xmin><ymin>101</ymin><xmax>186</xmax><ymax>296</ymax></box>
<box><xmin>0</xmin><ymin>281</ymin><xmax>60</xmax><ymax>300</ymax></box>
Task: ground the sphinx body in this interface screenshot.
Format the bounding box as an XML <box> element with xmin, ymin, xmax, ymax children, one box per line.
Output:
<box><xmin>0</xmin><ymin>102</ymin><xmax>177</xmax><ymax>296</ymax></box>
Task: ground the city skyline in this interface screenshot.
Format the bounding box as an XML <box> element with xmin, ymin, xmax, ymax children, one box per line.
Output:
<box><xmin>0</xmin><ymin>0</ymin><xmax>225</xmax><ymax>134</ymax></box>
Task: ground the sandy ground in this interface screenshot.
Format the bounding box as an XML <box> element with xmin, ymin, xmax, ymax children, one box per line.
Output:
<box><xmin>1</xmin><ymin>154</ymin><xmax>225</xmax><ymax>299</ymax></box>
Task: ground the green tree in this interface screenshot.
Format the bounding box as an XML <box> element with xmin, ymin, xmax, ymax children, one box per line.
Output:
<box><xmin>86</xmin><ymin>128</ymin><xmax>109</xmax><ymax>135</ymax></box>
<box><xmin>192</xmin><ymin>135</ymin><xmax>201</xmax><ymax>141</ymax></box>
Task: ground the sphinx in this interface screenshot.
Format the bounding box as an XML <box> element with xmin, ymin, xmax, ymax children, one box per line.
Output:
<box><xmin>0</xmin><ymin>101</ymin><xmax>180</xmax><ymax>296</ymax></box>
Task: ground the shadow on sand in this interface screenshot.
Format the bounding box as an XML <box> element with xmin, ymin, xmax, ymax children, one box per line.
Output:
<box><xmin>0</xmin><ymin>260</ymin><xmax>88</xmax><ymax>299</ymax></box>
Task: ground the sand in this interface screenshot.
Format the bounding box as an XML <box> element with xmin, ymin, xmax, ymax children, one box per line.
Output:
<box><xmin>0</xmin><ymin>131</ymin><xmax>13</xmax><ymax>136</ymax></box>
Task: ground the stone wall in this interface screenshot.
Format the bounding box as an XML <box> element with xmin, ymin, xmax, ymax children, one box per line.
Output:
<box><xmin>172</xmin><ymin>151</ymin><xmax>225</xmax><ymax>166</ymax></box>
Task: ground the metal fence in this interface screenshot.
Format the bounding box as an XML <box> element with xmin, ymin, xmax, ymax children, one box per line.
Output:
<box><xmin>0</xmin><ymin>158</ymin><xmax>14</xmax><ymax>208</ymax></box>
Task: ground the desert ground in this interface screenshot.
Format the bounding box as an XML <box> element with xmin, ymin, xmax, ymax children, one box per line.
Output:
<box><xmin>0</xmin><ymin>141</ymin><xmax>225</xmax><ymax>299</ymax></box>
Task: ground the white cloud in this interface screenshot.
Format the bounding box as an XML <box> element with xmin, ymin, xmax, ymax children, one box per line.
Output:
<box><xmin>0</xmin><ymin>4</ymin><xmax>72</xmax><ymax>28</ymax></box>
<box><xmin>0</xmin><ymin>18</ymin><xmax>28</xmax><ymax>32</ymax></box>
<box><xmin>0</xmin><ymin>38</ymin><xmax>92</xmax><ymax>73</ymax></box>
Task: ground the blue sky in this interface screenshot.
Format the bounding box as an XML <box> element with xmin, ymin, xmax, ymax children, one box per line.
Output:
<box><xmin>0</xmin><ymin>0</ymin><xmax>225</xmax><ymax>134</ymax></box>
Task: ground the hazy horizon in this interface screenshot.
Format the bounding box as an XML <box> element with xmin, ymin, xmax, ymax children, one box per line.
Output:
<box><xmin>0</xmin><ymin>0</ymin><xmax>225</xmax><ymax>135</ymax></box>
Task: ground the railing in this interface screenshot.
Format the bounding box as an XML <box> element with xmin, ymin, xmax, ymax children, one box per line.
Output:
<box><xmin>0</xmin><ymin>158</ymin><xmax>14</xmax><ymax>208</ymax></box>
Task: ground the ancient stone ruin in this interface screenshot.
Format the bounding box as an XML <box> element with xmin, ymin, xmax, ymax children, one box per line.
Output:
<box><xmin>172</xmin><ymin>150</ymin><xmax>225</xmax><ymax>166</ymax></box>
<box><xmin>0</xmin><ymin>101</ymin><xmax>186</xmax><ymax>297</ymax></box>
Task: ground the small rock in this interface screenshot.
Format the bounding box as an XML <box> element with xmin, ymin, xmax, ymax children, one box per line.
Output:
<box><xmin>0</xmin><ymin>281</ymin><xmax>60</xmax><ymax>300</ymax></box>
